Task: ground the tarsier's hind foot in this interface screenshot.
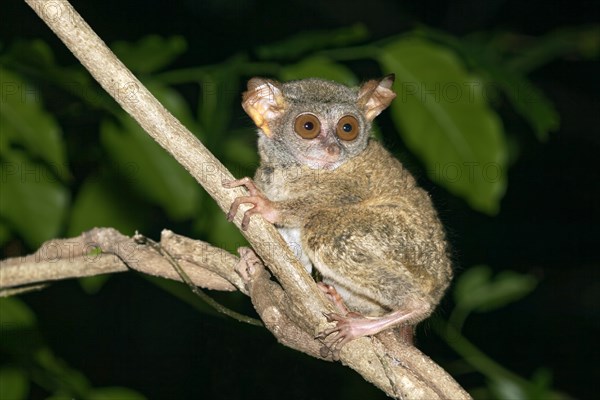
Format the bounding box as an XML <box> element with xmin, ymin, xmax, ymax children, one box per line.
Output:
<box><xmin>316</xmin><ymin>284</ymin><xmax>429</xmax><ymax>359</ymax></box>
<box><xmin>317</xmin><ymin>312</ymin><xmax>379</xmax><ymax>359</ymax></box>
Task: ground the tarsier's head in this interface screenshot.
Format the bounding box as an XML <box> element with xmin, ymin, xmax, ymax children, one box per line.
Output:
<box><xmin>242</xmin><ymin>76</ymin><xmax>396</xmax><ymax>170</ymax></box>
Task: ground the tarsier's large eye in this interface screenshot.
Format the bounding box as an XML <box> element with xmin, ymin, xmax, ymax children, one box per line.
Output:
<box><xmin>294</xmin><ymin>113</ymin><xmax>321</xmax><ymax>139</ymax></box>
<box><xmin>336</xmin><ymin>115</ymin><xmax>360</xmax><ymax>141</ymax></box>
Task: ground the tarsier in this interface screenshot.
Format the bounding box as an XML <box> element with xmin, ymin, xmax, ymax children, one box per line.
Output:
<box><xmin>224</xmin><ymin>75</ymin><xmax>452</xmax><ymax>355</ymax></box>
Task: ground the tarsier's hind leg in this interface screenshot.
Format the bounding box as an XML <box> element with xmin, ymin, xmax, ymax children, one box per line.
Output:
<box><xmin>304</xmin><ymin>205</ymin><xmax>434</xmax><ymax>311</ymax></box>
<box><xmin>317</xmin><ymin>295</ymin><xmax>430</xmax><ymax>358</ymax></box>
<box><xmin>304</xmin><ymin>207</ymin><xmax>437</xmax><ymax>357</ymax></box>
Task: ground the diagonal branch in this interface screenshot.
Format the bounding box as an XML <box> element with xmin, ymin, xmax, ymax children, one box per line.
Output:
<box><xmin>14</xmin><ymin>1</ymin><xmax>471</xmax><ymax>398</ymax></box>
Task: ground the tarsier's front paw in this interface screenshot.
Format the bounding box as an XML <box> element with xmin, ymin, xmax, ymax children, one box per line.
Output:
<box><xmin>222</xmin><ymin>177</ymin><xmax>280</xmax><ymax>230</ymax></box>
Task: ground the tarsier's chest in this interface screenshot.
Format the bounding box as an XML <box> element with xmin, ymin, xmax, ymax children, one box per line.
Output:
<box><xmin>278</xmin><ymin>227</ymin><xmax>313</xmax><ymax>273</ymax></box>
<box><xmin>255</xmin><ymin>168</ymin><xmax>314</xmax><ymax>272</ymax></box>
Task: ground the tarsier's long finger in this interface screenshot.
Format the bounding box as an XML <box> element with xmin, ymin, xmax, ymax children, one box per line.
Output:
<box><xmin>324</xmin><ymin>335</ymin><xmax>346</xmax><ymax>361</ymax></box>
<box><xmin>242</xmin><ymin>179</ymin><xmax>260</xmax><ymax>196</ymax></box>
<box><xmin>222</xmin><ymin>177</ymin><xmax>259</xmax><ymax>195</ymax></box>
<box><xmin>315</xmin><ymin>329</ymin><xmax>332</xmax><ymax>340</ymax></box>
<box><xmin>314</xmin><ymin>312</ymin><xmax>344</xmax><ymax>339</ymax></box>
<box><xmin>226</xmin><ymin>202</ymin><xmax>239</xmax><ymax>221</ymax></box>
<box><xmin>241</xmin><ymin>207</ymin><xmax>258</xmax><ymax>230</ymax></box>
<box><xmin>324</xmin><ymin>313</ymin><xmax>345</xmax><ymax>323</ymax></box>
<box><xmin>315</xmin><ymin>326</ymin><xmax>341</xmax><ymax>340</ymax></box>
<box><xmin>222</xmin><ymin>178</ymin><xmax>245</xmax><ymax>189</ymax></box>
<box><xmin>227</xmin><ymin>196</ymin><xmax>254</xmax><ymax>221</ymax></box>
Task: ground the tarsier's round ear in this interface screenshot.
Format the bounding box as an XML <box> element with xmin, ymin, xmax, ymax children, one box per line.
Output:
<box><xmin>242</xmin><ymin>78</ymin><xmax>287</xmax><ymax>137</ymax></box>
<box><xmin>357</xmin><ymin>74</ymin><xmax>397</xmax><ymax>122</ymax></box>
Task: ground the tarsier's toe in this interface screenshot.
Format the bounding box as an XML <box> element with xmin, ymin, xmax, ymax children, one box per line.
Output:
<box><xmin>235</xmin><ymin>247</ymin><xmax>263</xmax><ymax>282</ymax></box>
<box><xmin>315</xmin><ymin>313</ymin><xmax>360</xmax><ymax>360</ymax></box>
<box><xmin>315</xmin><ymin>313</ymin><xmax>344</xmax><ymax>338</ymax></box>
<box><xmin>317</xmin><ymin>282</ymin><xmax>334</xmax><ymax>294</ymax></box>
<box><xmin>317</xmin><ymin>284</ymin><xmax>351</xmax><ymax>314</ymax></box>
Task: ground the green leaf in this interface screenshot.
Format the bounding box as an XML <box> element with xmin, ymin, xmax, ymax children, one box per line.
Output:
<box><xmin>475</xmin><ymin>270</ymin><xmax>538</xmax><ymax>312</ymax></box>
<box><xmin>447</xmin><ymin>40</ymin><xmax>560</xmax><ymax>141</ymax></box>
<box><xmin>5</xmin><ymin>40</ymin><xmax>116</xmax><ymax>112</ymax></box>
<box><xmin>525</xmin><ymin>368</ymin><xmax>565</xmax><ymax>400</ymax></box>
<box><xmin>88</xmin><ymin>387</ymin><xmax>147</xmax><ymax>400</ymax></box>
<box><xmin>0</xmin><ymin>367</ymin><xmax>29</xmax><ymax>400</ymax></box>
<box><xmin>0</xmin><ymin>152</ymin><xmax>69</xmax><ymax>248</ymax></box>
<box><xmin>0</xmin><ymin>221</ymin><xmax>11</xmax><ymax>247</ymax></box>
<box><xmin>145</xmin><ymin>81</ymin><xmax>199</xmax><ymax>131</ymax></box>
<box><xmin>491</xmin><ymin>69</ymin><xmax>558</xmax><ymax>141</ymax></box>
<box><xmin>0</xmin><ymin>118</ymin><xmax>9</xmax><ymax>155</ymax></box>
<box><xmin>454</xmin><ymin>265</ymin><xmax>492</xmax><ymax>305</ymax></box>
<box><xmin>506</xmin><ymin>26</ymin><xmax>600</xmax><ymax>73</ymax></box>
<box><xmin>0</xmin><ymin>68</ymin><xmax>69</xmax><ymax>178</ymax></box>
<box><xmin>222</xmin><ymin>136</ymin><xmax>259</xmax><ymax>169</ymax></box>
<box><xmin>409</xmin><ymin>28</ymin><xmax>560</xmax><ymax>140</ymax></box>
<box><xmin>79</xmin><ymin>275</ymin><xmax>111</xmax><ymax>295</ymax></box>
<box><xmin>112</xmin><ymin>35</ymin><xmax>187</xmax><ymax>74</ymax></box>
<box><xmin>257</xmin><ymin>24</ymin><xmax>369</xmax><ymax>60</ymax></box>
<box><xmin>5</xmin><ymin>39</ymin><xmax>56</xmax><ymax>69</ymax></box>
<box><xmin>196</xmin><ymin>70</ymin><xmax>239</xmax><ymax>143</ymax></box>
<box><xmin>100</xmin><ymin>116</ymin><xmax>200</xmax><ymax>220</ymax></box>
<box><xmin>0</xmin><ymin>297</ymin><xmax>37</xmax><ymax>329</ymax></box>
<box><xmin>488</xmin><ymin>377</ymin><xmax>527</xmax><ymax>400</ymax></box>
<box><xmin>380</xmin><ymin>38</ymin><xmax>508</xmax><ymax>214</ymax></box>
<box><xmin>46</xmin><ymin>396</ymin><xmax>76</xmax><ymax>400</ymax></box>
<box><xmin>194</xmin><ymin>202</ymin><xmax>246</xmax><ymax>254</ymax></box>
<box><xmin>280</xmin><ymin>56</ymin><xmax>358</xmax><ymax>85</ymax></box>
<box><xmin>35</xmin><ymin>347</ymin><xmax>90</xmax><ymax>395</ymax></box>
<box><xmin>66</xmin><ymin>173</ymin><xmax>149</xmax><ymax>237</ymax></box>
<box><xmin>454</xmin><ymin>265</ymin><xmax>537</xmax><ymax>313</ymax></box>
<box><xmin>0</xmin><ymin>298</ymin><xmax>42</xmax><ymax>357</ymax></box>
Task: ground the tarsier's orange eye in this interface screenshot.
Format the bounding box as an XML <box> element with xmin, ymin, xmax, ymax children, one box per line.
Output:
<box><xmin>336</xmin><ymin>115</ymin><xmax>359</xmax><ymax>141</ymax></box>
<box><xmin>294</xmin><ymin>113</ymin><xmax>321</xmax><ymax>139</ymax></box>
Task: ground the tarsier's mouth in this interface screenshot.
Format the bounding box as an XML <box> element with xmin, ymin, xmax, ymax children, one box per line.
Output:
<box><xmin>297</xmin><ymin>153</ymin><xmax>343</xmax><ymax>170</ymax></box>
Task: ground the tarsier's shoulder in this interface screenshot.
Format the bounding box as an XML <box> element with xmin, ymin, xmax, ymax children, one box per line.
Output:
<box><xmin>351</xmin><ymin>140</ymin><xmax>417</xmax><ymax>187</ymax></box>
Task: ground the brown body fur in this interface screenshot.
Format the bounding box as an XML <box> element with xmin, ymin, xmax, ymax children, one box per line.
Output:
<box><xmin>255</xmin><ymin>139</ymin><xmax>452</xmax><ymax>319</ymax></box>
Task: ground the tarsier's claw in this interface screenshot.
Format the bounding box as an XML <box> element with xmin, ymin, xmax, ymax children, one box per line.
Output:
<box><xmin>226</xmin><ymin>208</ymin><xmax>235</xmax><ymax>222</ymax></box>
<box><xmin>324</xmin><ymin>313</ymin><xmax>343</xmax><ymax>322</ymax></box>
<box><xmin>319</xmin><ymin>345</ymin><xmax>330</xmax><ymax>358</ymax></box>
<box><xmin>241</xmin><ymin>213</ymin><xmax>251</xmax><ymax>230</ymax></box>
<box><xmin>226</xmin><ymin>199</ymin><xmax>242</xmax><ymax>223</ymax></box>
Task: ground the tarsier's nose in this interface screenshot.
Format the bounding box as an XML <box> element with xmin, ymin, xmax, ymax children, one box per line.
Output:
<box><xmin>326</xmin><ymin>143</ymin><xmax>341</xmax><ymax>156</ymax></box>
